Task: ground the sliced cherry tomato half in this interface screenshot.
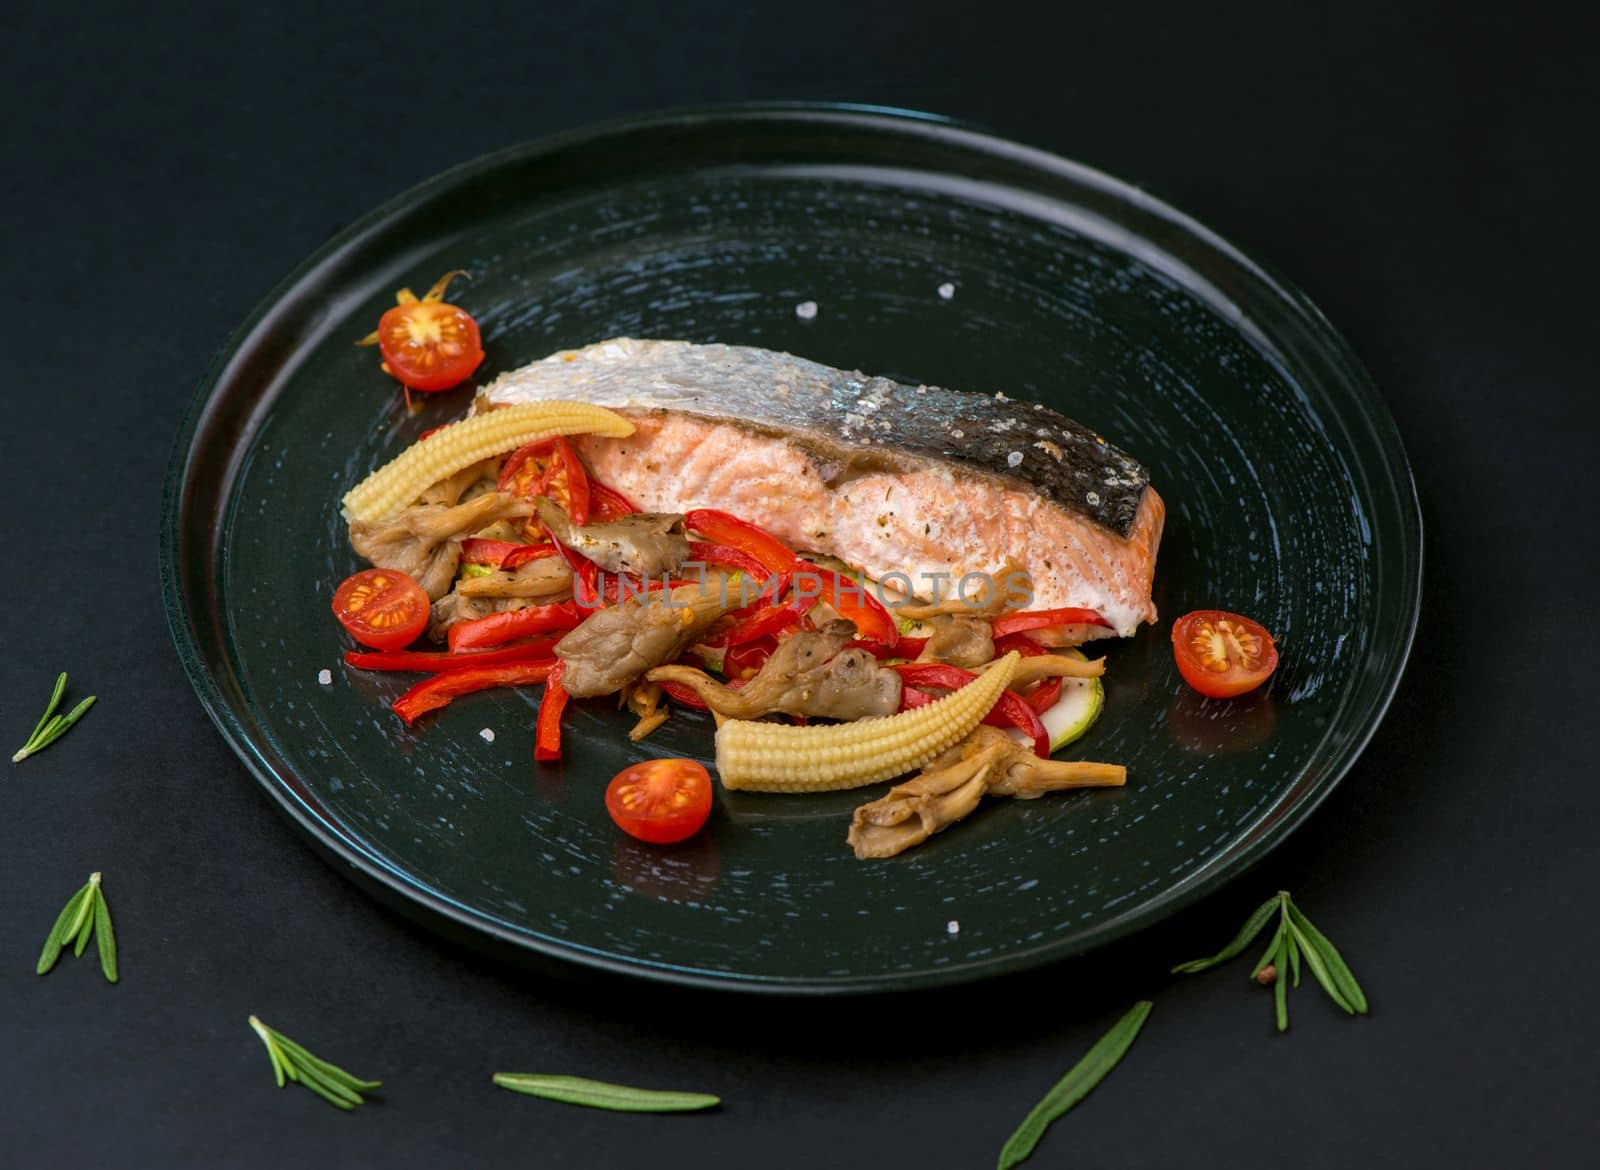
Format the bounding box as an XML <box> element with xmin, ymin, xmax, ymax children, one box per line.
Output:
<box><xmin>1171</xmin><ymin>609</ymin><xmax>1279</xmax><ymax>698</ymax></box>
<box><xmin>332</xmin><ymin>568</ymin><xmax>430</xmax><ymax>651</ymax></box>
<box><xmin>604</xmin><ymin>758</ymin><xmax>714</xmax><ymax>844</ymax></box>
<box><xmin>499</xmin><ymin>436</ymin><xmax>593</xmax><ymax>525</ymax></box>
<box><xmin>360</xmin><ymin>270</ymin><xmax>485</xmax><ymax>393</ymax></box>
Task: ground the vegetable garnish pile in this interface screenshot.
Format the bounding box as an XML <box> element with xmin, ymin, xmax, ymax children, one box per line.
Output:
<box><xmin>332</xmin><ymin>394</ymin><xmax>1133</xmax><ymax>856</ymax></box>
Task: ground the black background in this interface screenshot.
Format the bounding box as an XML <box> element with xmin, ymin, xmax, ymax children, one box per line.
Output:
<box><xmin>3</xmin><ymin>2</ymin><xmax>1597</xmax><ymax>1167</ymax></box>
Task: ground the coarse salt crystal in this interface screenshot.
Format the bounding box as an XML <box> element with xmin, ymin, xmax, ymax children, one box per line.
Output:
<box><xmin>795</xmin><ymin>300</ymin><xmax>818</xmax><ymax>320</ymax></box>
<box><xmin>479</xmin><ymin>728</ymin><xmax>496</xmax><ymax>743</ymax></box>
<box><xmin>937</xmin><ymin>281</ymin><xmax>956</xmax><ymax>299</ymax></box>
<box><xmin>1006</xmin><ymin>451</ymin><xmax>1024</xmax><ymax>467</ymax></box>
<box><xmin>317</xmin><ymin>669</ymin><xmax>332</xmax><ymax>686</ymax></box>
<box><xmin>947</xmin><ymin>920</ymin><xmax>960</xmax><ymax>935</ymax></box>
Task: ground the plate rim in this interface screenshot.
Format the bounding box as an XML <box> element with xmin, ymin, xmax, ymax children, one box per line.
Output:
<box><xmin>159</xmin><ymin>101</ymin><xmax>1424</xmax><ymax>994</ymax></box>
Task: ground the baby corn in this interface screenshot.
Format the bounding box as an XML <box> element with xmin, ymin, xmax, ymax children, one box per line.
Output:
<box><xmin>340</xmin><ymin>402</ymin><xmax>634</xmax><ymax>525</ymax></box>
<box><xmin>715</xmin><ymin>651</ymin><xmax>1020</xmax><ymax>793</ymax></box>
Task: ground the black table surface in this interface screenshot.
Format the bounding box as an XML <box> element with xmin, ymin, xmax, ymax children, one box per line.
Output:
<box><xmin>4</xmin><ymin>2</ymin><xmax>1596</xmax><ymax>1166</ymax></box>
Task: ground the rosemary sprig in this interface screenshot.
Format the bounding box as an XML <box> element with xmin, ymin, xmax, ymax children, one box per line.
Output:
<box><xmin>996</xmin><ymin>1000</ymin><xmax>1152</xmax><ymax>1170</ymax></box>
<box><xmin>1171</xmin><ymin>891</ymin><xmax>1368</xmax><ymax>1030</ymax></box>
<box><xmin>492</xmin><ymin>1073</ymin><xmax>720</xmax><ymax>1113</ymax></box>
<box><xmin>12</xmin><ymin>671</ymin><xmax>96</xmax><ymax>763</ymax></box>
<box><xmin>249</xmin><ymin>1016</ymin><xmax>381</xmax><ymax>1111</ymax></box>
<box><xmin>36</xmin><ymin>872</ymin><xmax>118</xmax><ymax>982</ymax></box>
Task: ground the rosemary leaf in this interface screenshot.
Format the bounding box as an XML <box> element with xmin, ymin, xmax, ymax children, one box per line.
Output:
<box><xmin>1171</xmin><ymin>893</ymin><xmax>1283</xmax><ymax>974</ymax></box>
<box><xmin>285</xmin><ymin>1059</ymin><xmax>364</xmax><ymax>1109</ymax></box>
<box><xmin>12</xmin><ymin>673</ymin><xmax>96</xmax><ymax>763</ymax></box>
<box><xmin>59</xmin><ymin>695</ymin><xmax>97</xmax><ymax>732</ymax></box>
<box><xmin>493</xmin><ymin>1074</ymin><xmax>720</xmax><ymax>1113</ymax></box>
<box><xmin>1284</xmin><ymin>926</ymin><xmax>1301</xmax><ymax>988</ymax></box>
<box><xmin>248</xmin><ymin>1017</ymin><xmax>379</xmax><ymax>1110</ymax></box>
<box><xmin>1272</xmin><ymin>937</ymin><xmax>1289</xmax><ymax>1031</ymax></box>
<box><xmin>1287</xmin><ymin>920</ymin><xmax>1354</xmax><ymax>1014</ymax></box>
<box><xmin>36</xmin><ymin>885</ymin><xmax>92</xmax><ymax>975</ymax></box>
<box><xmin>1286</xmin><ymin>902</ymin><xmax>1368</xmax><ymax>1013</ymax></box>
<box><xmin>996</xmin><ymin>1001</ymin><xmax>1152</xmax><ymax>1170</ymax></box>
<box><xmin>265</xmin><ymin>1038</ymin><xmax>288</xmax><ymax>1088</ymax></box>
<box><xmin>25</xmin><ymin>673</ymin><xmax>67</xmax><ymax>747</ymax></box>
<box><xmin>93</xmin><ymin>885</ymin><xmax>118</xmax><ymax>983</ymax></box>
<box><xmin>271</xmin><ymin>1032</ymin><xmax>382</xmax><ymax>1092</ymax></box>
<box><xmin>68</xmin><ymin>873</ymin><xmax>99</xmax><ymax>944</ymax></box>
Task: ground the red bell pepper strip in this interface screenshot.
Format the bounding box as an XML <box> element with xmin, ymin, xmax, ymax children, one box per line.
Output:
<box><xmin>698</xmin><ymin>600</ymin><xmax>806</xmax><ymax>648</ymax></box>
<box><xmin>1024</xmin><ymin>676</ymin><xmax>1064</xmax><ymax>714</ymax></box>
<box><xmin>589</xmin><ymin>480</ymin><xmax>639</xmax><ymax>520</ymax></box>
<box><xmin>499</xmin><ymin>543</ymin><xmax>560</xmax><ymax>570</ymax></box>
<box><xmin>892</xmin><ymin>662</ymin><xmax>1050</xmax><ymax>757</ymax></box>
<box><xmin>993</xmin><ymin>632</ymin><xmax>1051</xmax><ymax>657</ymax></box>
<box><xmin>460</xmin><ymin>539</ymin><xmax>559</xmax><ymax>570</ymax></box>
<box><xmin>447</xmin><ymin>601</ymin><xmax>584</xmax><ymax>652</ymax></box>
<box><xmin>460</xmin><ymin>538</ymin><xmax>524</xmax><ymax>565</ymax></box>
<box><xmin>687</xmin><ymin>541</ymin><xmax>776</xmax><ymax>582</ymax></box>
<box><xmin>845</xmin><ymin>636</ymin><xmax>928</xmax><ymax>660</ymax></box>
<box><xmin>534</xmin><ymin>661</ymin><xmax>569</xmax><ymax>760</ymax></box>
<box><xmin>994</xmin><ymin>631</ymin><xmax>1069</xmax><ymax>711</ymax></box>
<box><xmin>655</xmin><ymin>657</ymin><xmax>753</xmax><ymax>710</ymax></box>
<box><xmin>549</xmin><ymin>438</ymin><xmax>590</xmax><ymax>525</ymax></box>
<box><xmin>602</xmin><ymin>573</ymin><xmax>679</xmax><ymax>604</ymax></box>
<box><xmin>722</xmin><ymin>636</ymin><xmax>778</xmax><ymax>681</ymax></box>
<box><xmin>656</xmin><ymin>679</ymin><xmax>711</xmax><ymax>710</ymax></box>
<box><xmin>796</xmin><ymin>560</ymin><xmax>899</xmax><ymax>647</ymax></box>
<box><xmin>994</xmin><ymin>688</ymin><xmax>1050</xmax><ymax>757</ymax></box>
<box><xmin>684</xmin><ymin>509</ymin><xmax>799</xmax><ymax>575</ymax></box>
<box><xmin>990</xmin><ymin>607</ymin><xmax>1111</xmax><ymax>637</ymax></box>
<box><xmin>599</xmin><ymin>573</ymin><xmax>700</xmax><ymax>605</ymax></box>
<box><xmin>573</xmin><ymin>559</ymin><xmax>601</xmax><ymax>608</ymax></box>
<box><xmin>392</xmin><ymin>660</ymin><xmax>557</xmax><ymax>725</ymax></box>
<box><xmin>539</xmin><ymin>517</ymin><xmax>600</xmax><ymax>608</ymax></box>
<box><xmin>345</xmin><ymin>636</ymin><xmax>563</xmax><ymax>673</ymax></box>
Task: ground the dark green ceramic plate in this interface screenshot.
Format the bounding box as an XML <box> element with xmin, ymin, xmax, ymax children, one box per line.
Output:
<box><xmin>160</xmin><ymin>106</ymin><xmax>1420</xmax><ymax>994</ymax></box>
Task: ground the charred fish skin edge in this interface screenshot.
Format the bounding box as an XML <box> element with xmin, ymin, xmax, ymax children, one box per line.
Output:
<box><xmin>480</xmin><ymin>339</ymin><xmax>1151</xmax><ymax>538</ymax></box>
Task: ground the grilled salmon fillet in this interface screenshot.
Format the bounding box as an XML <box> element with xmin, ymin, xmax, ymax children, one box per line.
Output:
<box><xmin>479</xmin><ymin>339</ymin><xmax>1163</xmax><ymax>637</ymax></box>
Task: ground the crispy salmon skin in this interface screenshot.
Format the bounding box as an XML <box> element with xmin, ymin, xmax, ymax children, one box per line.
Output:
<box><xmin>479</xmin><ymin>339</ymin><xmax>1163</xmax><ymax>636</ymax></box>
